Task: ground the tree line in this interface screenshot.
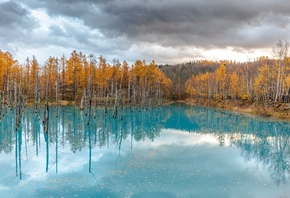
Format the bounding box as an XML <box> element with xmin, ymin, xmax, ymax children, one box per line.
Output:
<box><xmin>0</xmin><ymin>50</ymin><xmax>172</xmax><ymax>114</ymax></box>
<box><xmin>1</xmin><ymin>40</ymin><xmax>290</xmax><ymax>116</ymax></box>
<box><xmin>185</xmin><ymin>41</ymin><xmax>290</xmax><ymax>103</ymax></box>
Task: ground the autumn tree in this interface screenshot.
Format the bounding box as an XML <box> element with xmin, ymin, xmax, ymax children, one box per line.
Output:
<box><xmin>216</xmin><ymin>64</ymin><xmax>227</xmax><ymax>99</ymax></box>
<box><xmin>230</xmin><ymin>71</ymin><xmax>240</xmax><ymax>99</ymax></box>
<box><xmin>66</xmin><ymin>50</ymin><xmax>82</xmax><ymax>103</ymax></box>
<box><xmin>0</xmin><ymin>51</ymin><xmax>20</xmax><ymax>107</ymax></box>
<box><xmin>0</xmin><ymin>49</ymin><xmax>172</xmax><ymax>110</ymax></box>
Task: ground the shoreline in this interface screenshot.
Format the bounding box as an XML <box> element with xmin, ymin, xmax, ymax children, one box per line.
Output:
<box><xmin>179</xmin><ymin>98</ymin><xmax>290</xmax><ymax>122</ymax></box>
<box><xmin>22</xmin><ymin>98</ymin><xmax>290</xmax><ymax>122</ymax></box>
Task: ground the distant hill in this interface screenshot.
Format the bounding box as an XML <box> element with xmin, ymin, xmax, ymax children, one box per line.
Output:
<box><xmin>159</xmin><ymin>59</ymin><xmax>273</xmax><ymax>99</ymax></box>
<box><xmin>159</xmin><ymin>61</ymin><xmax>221</xmax><ymax>98</ymax></box>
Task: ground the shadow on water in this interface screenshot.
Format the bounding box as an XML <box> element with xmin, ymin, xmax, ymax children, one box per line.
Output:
<box><xmin>0</xmin><ymin>103</ymin><xmax>290</xmax><ymax>186</ymax></box>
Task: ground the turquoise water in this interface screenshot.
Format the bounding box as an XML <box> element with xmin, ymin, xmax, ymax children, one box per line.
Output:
<box><xmin>0</xmin><ymin>104</ymin><xmax>290</xmax><ymax>198</ymax></box>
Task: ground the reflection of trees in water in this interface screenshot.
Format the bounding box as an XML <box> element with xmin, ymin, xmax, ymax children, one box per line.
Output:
<box><xmin>1</xmin><ymin>104</ymin><xmax>290</xmax><ymax>185</ymax></box>
<box><xmin>186</xmin><ymin>106</ymin><xmax>290</xmax><ymax>186</ymax></box>
<box><xmin>234</xmin><ymin>134</ymin><xmax>290</xmax><ymax>186</ymax></box>
<box><xmin>0</xmin><ymin>106</ymin><xmax>170</xmax><ymax>179</ymax></box>
<box><xmin>57</xmin><ymin>107</ymin><xmax>168</xmax><ymax>151</ymax></box>
<box><xmin>0</xmin><ymin>111</ymin><xmax>14</xmax><ymax>154</ymax></box>
<box><xmin>0</xmin><ymin>106</ymin><xmax>169</xmax><ymax>155</ymax></box>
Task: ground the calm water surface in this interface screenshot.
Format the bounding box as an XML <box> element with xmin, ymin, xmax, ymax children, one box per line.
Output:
<box><xmin>0</xmin><ymin>104</ymin><xmax>290</xmax><ymax>198</ymax></box>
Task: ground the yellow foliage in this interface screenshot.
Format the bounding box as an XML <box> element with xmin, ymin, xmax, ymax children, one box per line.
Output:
<box><xmin>230</xmin><ymin>71</ymin><xmax>240</xmax><ymax>98</ymax></box>
<box><xmin>216</xmin><ymin>64</ymin><xmax>226</xmax><ymax>82</ymax></box>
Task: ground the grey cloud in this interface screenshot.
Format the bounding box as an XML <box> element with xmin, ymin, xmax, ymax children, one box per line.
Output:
<box><xmin>0</xmin><ymin>1</ymin><xmax>28</xmax><ymax>26</ymax></box>
<box><xmin>2</xmin><ymin>0</ymin><xmax>290</xmax><ymax>64</ymax></box>
<box><xmin>21</xmin><ymin>0</ymin><xmax>290</xmax><ymax>50</ymax></box>
<box><xmin>49</xmin><ymin>25</ymin><xmax>67</xmax><ymax>37</ymax></box>
<box><xmin>0</xmin><ymin>1</ymin><xmax>40</xmax><ymax>58</ymax></box>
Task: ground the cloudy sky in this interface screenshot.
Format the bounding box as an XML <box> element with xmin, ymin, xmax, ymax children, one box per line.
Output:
<box><xmin>1</xmin><ymin>0</ymin><xmax>290</xmax><ymax>65</ymax></box>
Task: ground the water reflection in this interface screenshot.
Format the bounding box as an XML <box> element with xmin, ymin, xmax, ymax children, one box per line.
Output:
<box><xmin>0</xmin><ymin>107</ymin><xmax>168</xmax><ymax>177</ymax></box>
<box><xmin>0</xmin><ymin>104</ymin><xmax>290</xmax><ymax>187</ymax></box>
<box><xmin>185</xmin><ymin>105</ymin><xmax>290</xmax><ymax>186</ymax></box>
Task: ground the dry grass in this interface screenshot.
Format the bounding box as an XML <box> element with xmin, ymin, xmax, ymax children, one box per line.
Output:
<box><xmin>183</xmin><ymin>98</ymin><xmax>290</xmax><ymax>121</ymax></box>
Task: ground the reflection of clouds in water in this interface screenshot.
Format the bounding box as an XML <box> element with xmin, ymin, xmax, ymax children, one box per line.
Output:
<box><xmin>160</xmin><ymin>129</ymin><xmax>220</xmax><ymax>146</ymax></box>
<box><xmin>131</xmin><ymin>129</ymin><xmax>221</xmax><ymax>151</ymax></box>
<box><xmin>98</xmin><ymin>133</ymin><xmax>289</xmax><ymax>198</ymax></box>
<box><xmin>0</xmin><ymin>185</ymin><xmax>9</xmax><ymax>190</ymax></box>
<box><xmin>0</xmin><ymin>145</ymin><xmax>123</xmax><ymax>197</ymax></box>
<box><xmin>1</xmin><ymin>105</ymin><xmax>290</xmax><ymax>197</ymax></box>
<box><xmin>1</xmin><ymin>127</ymin><xmax>290</xmax><ymax>198</ymax></box>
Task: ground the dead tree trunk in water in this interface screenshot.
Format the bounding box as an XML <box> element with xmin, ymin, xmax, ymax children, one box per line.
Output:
<box><xmin>104</xmin><ymin>87</ymin><xmax>109</xmax><ymax>116</ymax></box>
<box><xmin>14</xmin><ymin>82</ymin><xmax>17</xmax><ymax>107</ymax></box>
<box><xmin>43</xmin><ymin>67</ymin><xmax>49</xmax><ymax>134</ymax></box>
<box><xmin>55</xmin><ymin>58</ymin><xmax>59</xmax><ymax>117</ymax></box>
<box><xmin>113</xmin><ymin>82</ymin><xmax>118</xmax><ymax>119</ymax></box>
<box><xmin>43</xmin><ymin>101</ymin><xmax>49</xmax><ymax>133</ymax></box>
<box><xmin>128</xmin><ymin>76</ymin><xmax>131</xmax><ymax>108</ymax></box>
<box><xmin>0</xmin><ymin>91</ymin><xmax>3</xmax><ymax>119</ymax></box>
<box><xmin>113</xmin><ymin>67</ymin><xmax>124</xmax><ymax>119</ymax></box>
<box><xmin>93</xmin><ymin>87</ymin><xmax>97</xmax><ymax>118</ymax></box>
<box><xmin>34</xmin><ymin>68</ymin><xmax>40</xmax><ymax>117</ymax></box>
<box><xmin>133</xmin><ymin>84</ymin><xmax>136</xmax><ymax>110</ymax></box>
<box><xmin>87</xmin><ymin>75</ymin><xmax>92</xmax><ymax>124</ymax></box>
<box><xmin>80</xmin><ymin>88</ymin><xmax>86</xmax><ymax>111</ymax></box>
<box><xmin>15</xmin><ymin>84</ymin><xmax>25</xmax><ymax>131</ymax></box>
<box><xmin>6</xmin><ymin>76</ymin><xmax>12</xmax><ymax>110</ymax></box>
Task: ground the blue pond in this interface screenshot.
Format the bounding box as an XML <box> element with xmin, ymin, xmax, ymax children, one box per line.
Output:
<box><xmin>0</xmin><ymin>103</ymin><xmax>290</xmax><ymax>198</ymax></box>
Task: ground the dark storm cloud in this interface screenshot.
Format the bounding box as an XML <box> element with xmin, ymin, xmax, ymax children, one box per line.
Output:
<box><xmin>22</xmin><ymin>0</ymin><xmax>290</xmax><ymax>50</ymax></box>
